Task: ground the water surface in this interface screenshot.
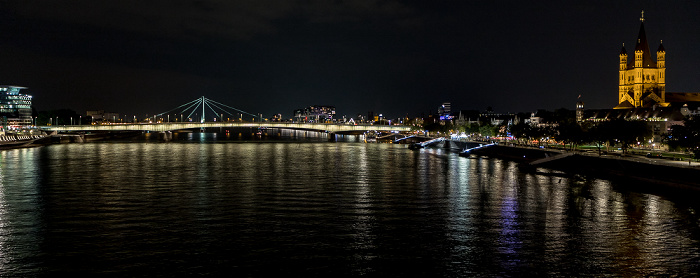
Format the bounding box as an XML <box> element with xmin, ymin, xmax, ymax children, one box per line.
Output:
<box><xmin>1</xmin><ymin>137</ymin><xmax>699</xmax><ymax>276</ymax></box>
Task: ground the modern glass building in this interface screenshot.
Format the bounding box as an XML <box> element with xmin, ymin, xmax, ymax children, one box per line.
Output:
<box><xmin>0</xmin><ymin>86</ymin><xmax>33</xmax><ymax>126</ymax></box>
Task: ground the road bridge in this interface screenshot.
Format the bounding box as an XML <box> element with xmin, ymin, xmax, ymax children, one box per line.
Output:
<box><xmin>42</xmin><ymin>122</ymin><xmax>412</xmax><ymax>133</ymax></box>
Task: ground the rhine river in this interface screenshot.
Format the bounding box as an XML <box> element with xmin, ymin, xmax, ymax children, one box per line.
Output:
<box><xmin>1</xmin><ymin>133</ymin><xmax>699</xmax><ymax>276</ymax></box>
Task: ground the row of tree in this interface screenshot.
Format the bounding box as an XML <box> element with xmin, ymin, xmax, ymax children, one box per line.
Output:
<box><xmin>509</xmin><ymin>119</ymin><xmax>650</xmax><ymax>155</ymax></box>
<box><xmin>666</xmin><ymin>117</ymin><xmax>700</xmax><ymax>157</ymax></box>
<box><xmin>421</xmin><ymin>116</ymin><xmax>700</xmax><ymax>156</ymax></box>
<box><xmin>420</xmin><ymin>118</ymin><xmax>651</xmax><ymax>154</ymax></box>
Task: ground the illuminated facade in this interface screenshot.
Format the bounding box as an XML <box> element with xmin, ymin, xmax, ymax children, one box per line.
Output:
<box><xmin>294</xmin><ymin>105</ymin><xmax>336</xmax><ymax>122</ymax></box>
<box><xmin>0</xmin><ymin>85</ymin><xmax>33</xmax><ymax>126</ymax></box>
<box><xmin>616</xmin><ymin>10</ymin><xmax>667</xmax><ymax>109</ymax></box>
<box><xmin>438</xmin><ymin>102</ymin><xmax>452</xmax><ymax>120</ymax></box>
<box><xmin>576</xmin><ymin>99</ymin><xmax>584</xmax><ymax>122</ymax></box>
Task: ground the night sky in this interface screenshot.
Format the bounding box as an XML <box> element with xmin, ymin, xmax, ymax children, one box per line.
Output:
<box><xmin>2</xmin><ymin>1</ymin><xmax>699</xmax><ymax>119</ymax></box>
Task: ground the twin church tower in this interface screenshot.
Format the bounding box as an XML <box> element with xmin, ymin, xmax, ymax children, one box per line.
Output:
<box><xmin>616</xmin><ymin>10</ymin><xmax>667</xmax><ymax>109</ymax></box>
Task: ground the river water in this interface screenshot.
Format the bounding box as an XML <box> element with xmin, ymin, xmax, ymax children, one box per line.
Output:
<box><xmin>1</xmin><ymin>133</ymin><xmax>699</xmax><ymax>276</ymax></box>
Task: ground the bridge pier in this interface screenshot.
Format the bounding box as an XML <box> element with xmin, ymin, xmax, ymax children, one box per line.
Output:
<box><xmin>159</xmin><ymin>131</ymin><xmax>173</xmax><ymax>142</ymax></box>
<box><xmin>328</xmin><ymin>132</ymin><xmax>337</xmax><ymax>142</ymax></box>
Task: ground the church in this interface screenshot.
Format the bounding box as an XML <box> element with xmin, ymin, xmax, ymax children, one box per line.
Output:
<box><xmin>615</xmin><ymin>10</ymin><xmax>666</xmax><ymax>109</ymax></box>
<box><xmin>574</xmin><ymin>11</ymin><xmax>700</xmax><ymax>143</ymax></box>
<box><xmin>614</xmin><ymin>10</ymin><xmax>700</xmax><ymax>110</ymax></box>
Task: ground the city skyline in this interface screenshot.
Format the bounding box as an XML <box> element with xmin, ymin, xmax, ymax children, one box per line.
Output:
<box><xmin>1</xmin><ymin>1</ymin><xmax>699</xmax><ymax>118</ymax></box>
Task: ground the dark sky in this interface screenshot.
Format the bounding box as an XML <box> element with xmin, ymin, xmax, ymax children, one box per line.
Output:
<box><xmin>1</xmin><ymin>1</ymin><xmax>699</xmax><ymax>119</ymax></box>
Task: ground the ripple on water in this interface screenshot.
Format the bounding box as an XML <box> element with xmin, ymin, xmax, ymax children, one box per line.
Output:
<box><xmin>0</xmin><ymin>142</ymin><xmax>698</xmax><ymax>276</ymax></box>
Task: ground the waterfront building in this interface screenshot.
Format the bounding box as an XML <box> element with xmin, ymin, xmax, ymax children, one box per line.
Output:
<box><xmin>293</xmin><ymin>105</ymin><xmax>335</xmax><ymax>123</ymax></box>
<box><xmin>0</xmin><ymin>85</ymin><xmax>33</xmax><ymax>127</ymax></box>
<box><xmin>271</xmin><ymin>113</ymin><xmax>284</xmax><ymax>122</ymax></box>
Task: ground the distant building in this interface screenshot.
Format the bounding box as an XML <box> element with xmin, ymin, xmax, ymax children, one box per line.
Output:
<box><xmin>0</xmin><ymin>85</ymin><xmax>33</xmax><ymax>126</ymax></box>
<box><xmin>455</xmin><ymin>110</ymin><xmax>480</xmax><ymax>126</ymax></box>
<box><xmin>438</xmin><ymin>102</ymin><xmax>452</xmax><ymax>120</ymax></box>
<box><xmin>581</xmin><ymin>106</ymin><xmax>684</xmax><ymax>143</ymax></box>
<box><xmin>86</xmin><ymin>110</ymin><xmax>120</xmax><ymax>123</ymax></box>
<box><xmin>576</xmin><ymin>98</ymin><xmax>585</xmax><ymax>122</ymax></box>
<box><xmin>455</xmin><ymin>108</ymin><xmax>517</xmax><ymax>127</ymax></box>
<box><xmin>294</xmin><ymin>105</ymin><xmax>335</xmax><ymax>122</ymax></box>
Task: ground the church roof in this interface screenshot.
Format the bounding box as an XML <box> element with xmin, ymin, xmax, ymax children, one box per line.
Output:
<box><xmin>635</xmin><ymin>22</ymin><xmax>656</xmax><ymax>68</ymax></box>
<box><xmin>620</xmin><ymin>45</ymin><xmax>627</xmax><ymax>55</ymax></box>
<box><xmin>586</xmin><ymin>107</ymin><xmax>684</xmax><ymax>121</ymax></box>
<box><xmin>666</xmin><ymin>92</ymin><xmax>700</xmax><ymax>103</ymax></box>
<box><xmin>657</xmin><ymin>41</ymin><xmax>665</xmax><ymax>52</ymax></box>
<box><xmin>614</xmin><ymin>100</ymin><xmax>635</xmax><ymax>109</ymax></box>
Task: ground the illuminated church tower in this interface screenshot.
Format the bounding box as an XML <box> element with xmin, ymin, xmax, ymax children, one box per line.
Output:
<box><xmin>616</xmin><ymin>10</ymin><xmax>668</xmax><ymax>109</ymax></box>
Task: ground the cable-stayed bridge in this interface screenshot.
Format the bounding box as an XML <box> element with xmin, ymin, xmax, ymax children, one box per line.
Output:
<box><xmin>42</xmin><ymin>96</ymin><xmax>412</xmax><ymax>134</ymax></box>
<box><xmin>44</xmin><ymin>122</ymin><xmax>410</xmax><ymax>133</ymax></box>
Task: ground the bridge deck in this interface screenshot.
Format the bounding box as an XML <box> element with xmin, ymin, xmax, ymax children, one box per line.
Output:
<box><xmin>43</xmin><ymin>122</ymin><xmax>412</xmax><ymax>133</ymax></box>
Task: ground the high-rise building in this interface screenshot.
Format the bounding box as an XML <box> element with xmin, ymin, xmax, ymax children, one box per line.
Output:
<box><xmin>616</xmin><ymin>10</ymin><xmax>667</xmax><ymax>109</ymax></box>
<box><xmin>438</xmin><ymin>102</ymin><xmax>452</xmax><ymax>120</ymax></box>
<box><xmin>0</xmin><ymin>85</ymin><xmax>33</xmax><ymax>126</ymax></box>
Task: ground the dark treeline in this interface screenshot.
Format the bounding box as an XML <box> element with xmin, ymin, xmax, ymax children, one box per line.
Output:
<box><xmin>421</xmin><ymin>114</ymin><xmax>700</xmax><ymax>157</ymax></box>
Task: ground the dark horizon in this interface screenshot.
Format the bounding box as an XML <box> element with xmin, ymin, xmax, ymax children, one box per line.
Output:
<box><xmin>2</xmin><ymin>1</ymin><xmax>699</xmax><ymax>119</ymax></box>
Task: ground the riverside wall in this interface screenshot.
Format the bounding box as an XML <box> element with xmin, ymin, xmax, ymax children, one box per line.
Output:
<box><xmin>468</xmin><ymin>145</ymin><xmax>700</xmax><ymax>192</ymax></box>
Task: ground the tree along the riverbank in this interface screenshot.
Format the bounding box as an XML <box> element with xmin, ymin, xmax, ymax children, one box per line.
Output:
<box><xmin>666</xmin><ymin>117</ymin><xmax>700</xmax><ymax>158</ymax></box>
<box><xmin>594</xmin><ymin>119</ymin><xmax>650</xmax><ymax>154</ymax></box>
<box><xmin>36</xmin><ymin>109</ymin><xmax>84</xmax><ymax>126</ymax></box>
<box><xmin>424</xmin><ymin>121</ymin><xmax>502</xmax><ymax>139</ymax></box>
<box><xmin>509</xmin><ymin>118</ymin><xmax>651</xmax><ymax>154</ymax></box>
<box><xmin>509</xmin><ymin>122</ymin><xmax>552</xmax><ymax>146</ymax></box>
<box><xmin>428</xmin><ymin>117</ymin><xmax>652</xmax><ymax>154</ymax></box>
<box><xmin>553</xmin><ymin>120</ymin><xmax>586</xmax><ymax>151</ymax></box>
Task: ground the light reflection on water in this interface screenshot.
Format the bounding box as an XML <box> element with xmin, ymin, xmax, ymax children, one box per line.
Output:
<box><xmin>0</xmin><ymin>140</ymin><xmax>698</xmax><ymax>276</ymax></box>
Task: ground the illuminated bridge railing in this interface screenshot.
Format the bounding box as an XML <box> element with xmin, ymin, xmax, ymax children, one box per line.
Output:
<box><xmin>43</xmin><ymin>122</ymin><xmax>412</xmax><ymax>133</ymax></box>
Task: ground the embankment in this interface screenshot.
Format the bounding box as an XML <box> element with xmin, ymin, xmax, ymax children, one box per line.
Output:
<box><xmin>469</xmin><ymin>145</ymin><xmax>700</xmax><ymax>192</ymax></box>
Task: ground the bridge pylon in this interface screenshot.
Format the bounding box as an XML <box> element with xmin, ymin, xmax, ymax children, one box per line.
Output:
<box><xmin>154</xmin><ymin>96</ymin><xmax>261</xmax><ymax>123</ymax></box>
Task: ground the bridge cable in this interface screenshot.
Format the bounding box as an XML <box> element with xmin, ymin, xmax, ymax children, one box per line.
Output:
<box><xmin>206</xmin><ymin>101</ymin><xmax>250</xmax><ymax>121</ymax></box>
<box><xmin>178</xmin><ymin>100</ymin><xmax>201</xmax><ymax>116</ymax></box>
<box><xmin>154</xmin><ymin>98</ymin><xmax>201</xmax><ymax>117</ymax></box>
<box><xmin>154</xmin><ymin>96</ymin><xmax>260</xmax><ymax>122</ymax></box>
<box><xmin>205</xmin><ymin>97</ymin><xmax>258</xmax><ymax>118</ymax></box>
<box><xmin>185</xmin><ymin>98</ymin><xmax>203</xmax><ymax>121</ymax></box>
<box><xmin>176</xmin><ymin>99</ymin><xmax>202</xmax><ymax>120</ymax></box>
<box><xmin>202</xmin><ymin>101</ymin><xmax>224</xmax><ymax>121</ymax></box>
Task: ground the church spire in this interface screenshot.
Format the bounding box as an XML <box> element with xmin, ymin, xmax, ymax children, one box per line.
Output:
<box><xmin>634</xmin><ymin>10</ymin><xmax>655</xmax><ymax>68</ymax></box>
